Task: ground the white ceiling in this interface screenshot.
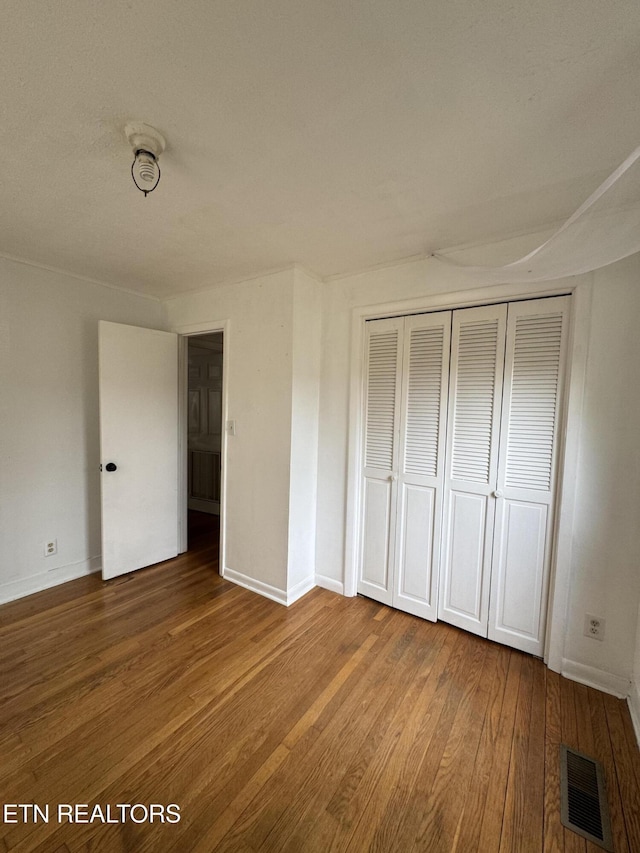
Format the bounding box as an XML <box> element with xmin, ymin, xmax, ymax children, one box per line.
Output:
<box><xmin>2</xmin><ymin>0</ymin><xmax>639</xmax><ymax>298</ymax></box>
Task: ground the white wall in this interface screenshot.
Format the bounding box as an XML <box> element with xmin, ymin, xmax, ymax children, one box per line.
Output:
<box><xmin>166</xmin><ymin>270</ymin><xmax>295</xmax><ymax>596</ymax></box>
<box><xmin>166</xmin><ymin>267</ymin><xmax>322</xmax><ymax>603</ymax></box>
<box><xmin>562</xmin><ymin>254</ymin><xmax>640</xmax><ymax>693</ymax></box>
<box><xmin>288</xmin><ymin>268</ymin><xmax>322</xmax><ymax>595</ymax></box>
<box><xmin>0</xmin><ymin>257</ymin><xmax>165</xmax><ymax>603</ymax></box>
<box><xmin>166</xmin><ymin>268</ymin><xmax>321</xmax><ymax>603</ymax></box>
<box><xmin>314</xmin><ymin>246</ymin><xmax>640</xmax><ymax>695</ymax></box>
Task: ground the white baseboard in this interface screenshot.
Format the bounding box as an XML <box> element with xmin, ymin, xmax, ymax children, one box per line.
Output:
<box><xmin>628</xmin><ymin>682</ymin><xmax>640</xmax><ymax>750</ymax></box>
<box><xmin>223</xmin><ymin>568</ymin><xmax>315</xmax><ymax>606</ymax></box>
<box><xmin>223</xmin><ymin>567</ymin><xmax>287</xmax><ymax>604</ymax></box>
<box><xmin>286</xmin><ymin>576</ymin><xmax>316</xmax><ymax>605</ymax></box>
<box><xmin>561</xmin><ymin>658</ymin><xmax>631</xmax><ymax>699</ymax></box>
<box><xmin>315</xmin><ymin>573</ymin><xmax>344</xmax><ymax>595</ymax></box>
<box><xmin>0</xmin><ymin>556</ymin><xmax>101</xmax><ymax>605</ymax></box>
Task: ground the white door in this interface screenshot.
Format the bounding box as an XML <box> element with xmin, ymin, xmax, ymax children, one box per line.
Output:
<box><xmin>99</xmin><ymin>321</ymin><xmax>179</xmax><ymax>580</ymax></box>
<box><xmin>438</xmin><ymin>304</ymin><xmax>507</xmax><ymax>636</ymax></box>
<box><xmin>358</xmin><ymin>297</ymin><xmax>568</xmax><ymax>655</ymax></box>
<box><xmin>358</xmin><ymin>313</ymin><xmax>450</xmax><ymax>619</ymax></box>
<box><xmin>488</xmin><ymin>296</ymin><xmax>569</xmax><ymax>654</ymax></box>
<box><xmin>357</xmin><ymin>317</ymin><xmax>403</xmax><ymax>606</ymax></box>
<box><xmin>393</xmin><ymin>312</ymin><xmax>451</xmax><ymax>620</ymax></box>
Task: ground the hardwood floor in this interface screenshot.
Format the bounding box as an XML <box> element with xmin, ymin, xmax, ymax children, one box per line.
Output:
<box><xmin>1</xmin><ymin>517</ymin><xmax>639</xmax><ymax>852</ymax></box>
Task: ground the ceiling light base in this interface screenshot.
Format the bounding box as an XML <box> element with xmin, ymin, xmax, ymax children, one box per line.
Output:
<box><xmin>124</xmin><ymin>122</ymin><xmax>166</xmax><ymax>159</ymax></box>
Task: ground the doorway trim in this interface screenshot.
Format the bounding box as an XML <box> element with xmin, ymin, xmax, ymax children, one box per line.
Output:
<box><xmin>175</xmin><ymin>319</ymin><xmax>230</xmax><ymax>576</ymax></box>
<box><xmin>344</xmin><ymin>277</ymin><xmax>593</xmax><ymax>671</ymax></box>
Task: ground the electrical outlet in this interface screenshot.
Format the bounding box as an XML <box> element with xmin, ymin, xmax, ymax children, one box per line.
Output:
<box><xmin>584</xmin><ymin>613</ymin><xmax>605</xmax><ymax>641</ymax></box>
<box><xmin>44</xmin><ymin>539</ymin><xmax>57</xmax><ymax>557</ymax></box>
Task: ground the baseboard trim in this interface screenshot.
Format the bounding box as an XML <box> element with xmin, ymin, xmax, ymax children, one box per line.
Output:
<box><xmin>222</xmin><ymin>568</ymin><xmax>316</xmax><ymax>607</ymax></box>
<box><xmin>561</xmin><ymin>658</ymin><xmax>630</xmax><ymax>699</ymax></box>
<box><xmin>315</xmin><ymin>573</ymin><xmax>345</xmax><ymax>595</ymax></box>
<box><xmin>0</xmin><ymin>556</ymin><xmax>101</xmax><ymax>605</ymax></box>
<box><xmin>628</xmin><ymin>683</ymin><xmax>640</xmax><ymax>750</ymax></box>
<box><xmin>188</xmin><ymin>498</ymin><xmax>220</xmax><ymax>515</ymax></box>
<box><xmin>223</xmin><ymin>567</ymin><xmax>288</xmax><ymax>605</ymax></box>
<box><xmin>286</xmin><ymin>576</ymin><xmax>316</xmax><ymax>605</ymax></box>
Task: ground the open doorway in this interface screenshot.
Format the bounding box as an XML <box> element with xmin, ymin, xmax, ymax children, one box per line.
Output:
<box><xmin>186</xmin><ymin>332</ymin><xmax>223</xmax><ymax>559</ymax></box>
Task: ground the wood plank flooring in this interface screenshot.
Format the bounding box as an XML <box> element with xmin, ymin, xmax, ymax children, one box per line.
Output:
<box><xmin>1</xmin><ymin>514</ymin><xmax>639</xmax><ymax>852</ymax></box>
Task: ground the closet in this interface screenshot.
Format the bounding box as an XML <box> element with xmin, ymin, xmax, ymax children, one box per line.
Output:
<box><xmin>358</xmin><ymin>295</ymin><xmax>569</xmax><ymax>655</ymax></box>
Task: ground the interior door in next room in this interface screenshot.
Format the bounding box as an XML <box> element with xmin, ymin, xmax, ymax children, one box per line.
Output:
<box><xmin>187</xmin><ymin>334</ymin><xmax>223</xmax><ymax>514</ymax></box>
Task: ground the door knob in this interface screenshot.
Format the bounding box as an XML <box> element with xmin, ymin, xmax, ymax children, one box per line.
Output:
<box><xmin>389</xmin><ymin>474</ymin><xmax>397</xmax><ymax>482</ymax></box>
<box><xmin>493</xmin><ymin>489</ymin><xmax>503</xmax><ymax>498</ymax></box>
<box><xmin>105</xmin><ymin>462</ymin><xmax>117</xmax><ymax>472</ymax></box>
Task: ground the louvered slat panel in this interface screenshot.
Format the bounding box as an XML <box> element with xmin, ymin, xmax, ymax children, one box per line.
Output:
<box><xmin>365</xmin><ymin>329</ymin><xmax>398</xmax><ymax>470</ymax></box>
<box><xmin>404</xmin><ymin>325</ymin><xmax>445</xmax><ymax>476</ymax></box>
<box><xmin>451</xmin><ymin>319</ymin><xmax>499</xmax><ymax>483</ymax></box>
<box><xmin>505</xmin><ymin>313</ymin><xmax>563</xmax><ymax>491</ymax></box>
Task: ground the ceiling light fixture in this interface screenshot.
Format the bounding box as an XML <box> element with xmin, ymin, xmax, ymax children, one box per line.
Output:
<box><xmin>124</xmin><ymin>122</ymin><xmax>166</xmax><ymax>197</ymax></box>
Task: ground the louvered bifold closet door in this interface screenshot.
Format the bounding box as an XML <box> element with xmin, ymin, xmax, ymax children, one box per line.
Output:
<box><xmin>439</xmin><ymin>304</ymin><xmax>507</xmax><ymax>637</ymax></box>
<box><xmin>488</xmin><ymin>296</ymin><xmax>569</xmax><ymax>655</ymax></box>
<box><xmin>358</xmin><ymin>317</ymin><xmax>403</xmax><ymax>605</ymax></box>
<box><xmin>393</xmin><ymin>312</ymin><xmax>451</xmax><ymax>621</ymax></box>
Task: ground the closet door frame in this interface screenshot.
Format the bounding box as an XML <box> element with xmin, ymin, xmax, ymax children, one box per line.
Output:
<box><xmin>345</xmin><ymin>280</ymin><xmax>592</xmax><ymax>672</ymax></box>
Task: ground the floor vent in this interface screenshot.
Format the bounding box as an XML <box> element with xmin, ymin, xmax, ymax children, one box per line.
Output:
<box><xmin>560</xmin><ymin>744</ymin><xmax>614</xmax><ymax>851</ymax></box>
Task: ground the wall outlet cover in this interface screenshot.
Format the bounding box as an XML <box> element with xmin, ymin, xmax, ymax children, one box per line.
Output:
<box><xmin>584</xmin><ymin>613</ymin><xmax>605</xmax><ymax>641</ymax></box>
